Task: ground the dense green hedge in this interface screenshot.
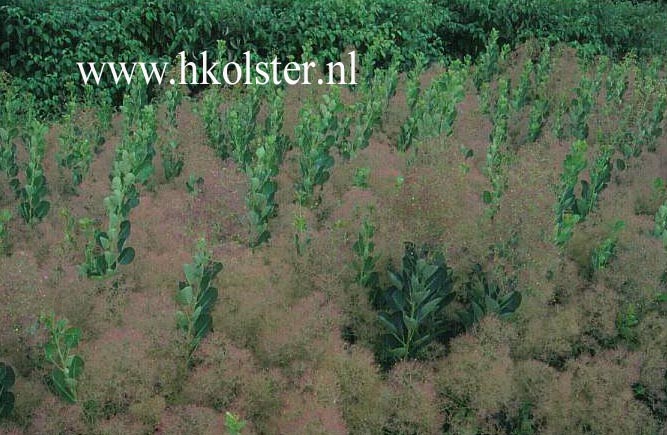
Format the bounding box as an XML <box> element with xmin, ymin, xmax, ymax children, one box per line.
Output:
<box><xmin>439</xmin><ymin>0</ymin><xmax>667</xmax><ymax>57</ymax></box>
<box><xmin>2</xmin><ymin>0</ymin><xmax>666</xmax><ymax>115</ymax></box>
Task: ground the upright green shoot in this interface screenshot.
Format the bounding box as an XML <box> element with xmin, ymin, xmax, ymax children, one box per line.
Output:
<box><xmin>161</xmin><ymin>86</ymin><xmax>184</xmax><ymax>181</ymax></box>
<box><xmin>18</xmin><ymin>116</ymin><xmax>50</xmax><ymax>224</ymax></box>
<box><xmin>294</xmin><ymin>88</ymin><xmax>347</xmax><ymax>206</ymax></box>
<box><xmin>40</xmin><ymin>313</ymin><xmax>84</xmax><ymax>404</ymax></box>
<box><xmin>353</xmin><ymin>217</ymin><xmax>379</xmax><ymax>291</ymax></box>
<box><xmin>176</xmin><ymin>239</ymin><xmax>222</xmax><ymax>363</ymax></box>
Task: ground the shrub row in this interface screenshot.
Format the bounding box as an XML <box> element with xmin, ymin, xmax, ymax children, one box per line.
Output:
<box><xmin>2</xmin><ymin>0</ymin><xmax>667</xmax><ymax>115</ymax></box>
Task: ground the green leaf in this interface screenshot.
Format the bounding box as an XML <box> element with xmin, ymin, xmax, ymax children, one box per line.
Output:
<box><xmin>0</xmin><ymin>391</ymin><xmax>15</xmax><ymax>417</ymax></box>
<box><xmin>118</xmin><ymin>220</ymin><xmax>131</xmax><ymax>245</ymax></box>
<box><xmin>402</xmin><ymin>313</ymin><xmax>419</xmax><ymax>332</ymax></box>
<box><xmin>192</xmin><ymin>305</ymin><xmax>203</xmax><ymax>323</ymax></box>
<box><xmin>69</xmin><ymin>355</ymin><xmax>84</xmax><ymax>379</ymax></box>
<box><xmin>98</xmin><ymin>235</ymin><xmax>110</xmax><ymax>251</ymax></box>
<box><xmin>485</xmin><ymin>294</ymin><xmax>500</xmax><ymax>312</ymax></box>
<box><xmin>412</xmin><ymin>333</ymin><xmax>432</xmax><ymax>350</ymax></box>
<box><xmin>0</xmin><ymin>363</ymin><xmax>15</xmax><ymax>389</ymax></box>
<box><xmin>176</xmin><ymin>286</ymin><xmax>194</xmax><ymax>306</ymax></box>
<box><xmin>193</xmin><ymin>313</ymin><xmax>212</xmax><ymax>340</ymax></box>
<box><xmin>482</xmin><ymin>190</ymin><xmax>492</xmax><ymax>204</ymax></box>
<box><xmin>44</xmin><ymin>342</ymin><xmax>57</xmax><ymax>364</ymax></box>
<box><xmin>255</xmin><ymin>230</ymin><xmax>271</xmax><ymax>245</ymax></box>
<box><xmin>94</xmin><ymin>255</ymin><xmax>107</xmax><ymax>275</ymax></box>
<box><xmin>378</xmin><ymin>313</ymin><xmax>399</xmax><ymax>337</ymax></box>
<box><xmin>118</xmin><ymin>247</ymin><xmax>135</xmax><ymax>265</ymax></box>
<box><xmin>499</xmin><ymin>291</ymin><xmax>522</xmax><ymax>315</ymax></box>
<box><xmin>50</xmin><ymin>369</ymin><xmax>76</xmax><ymax>403</ymax></box>
<box><xmin>64</xmin><ymin>327</ymin><xmax>81</xmax><ymax>349</ymax></box>
<box><xmin>201</xmin><ymin>261</ymin><xmax>223</xmax><ymax>288</ymax></box>
<box><xmin>197</xmin><ymin>286</ymin><xmax>218</xmax><ymax>313</ymax></box>
<box><xmin>417</xmin><ymin>298</ymin><xmax>441</xmax><ymax>320</ymax></box>
<box><xmin>135</xmin><ymin>161</ymin><xmax>155</xmax><ymax>184</ymax></box>
<box><xmin>389</xmin><ymin>346</ymin><xmax>408</xmax><ymax>359</ymax></box>
<box><xmin>35</xmin><ymin>200</ymin><xmax>50</xmax><ymax>219</ymax></box>
<box><xmin>183</xmin><ymin>263</ymin><xmax>199</xmax><ymax>285</ymax></box>
<box><xmin>388</xmin><ymin>271</ymin><xmax>403</xmax><ymax>290</ymax></box>
<box><xmin>580</xmin><ymin>179</ymin><xmax>590</xmax><ymax>202</ymax></box>
<box><xmin>175</xmin><ymin>311</ymin><xmax>188</xmax><ymax>331</ymax></box>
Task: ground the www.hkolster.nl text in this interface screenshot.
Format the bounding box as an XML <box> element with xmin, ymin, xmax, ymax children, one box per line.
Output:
<box><xmin>77</xmin><ymin>51</ymin><xmax>357</xmax><ymax>86</ymax></box>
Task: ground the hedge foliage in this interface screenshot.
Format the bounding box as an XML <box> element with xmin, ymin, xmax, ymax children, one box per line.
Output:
<box><xmin>2</xmin><ymin>0</ymin><xmax>667</xmax><ymax>115</ymax></box>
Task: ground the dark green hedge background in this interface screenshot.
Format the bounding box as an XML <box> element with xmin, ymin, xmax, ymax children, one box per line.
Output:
<box><xmin>2</xmin><ymin>0</ymin><xmax>667</xmax><ymax>115</ymax></box>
